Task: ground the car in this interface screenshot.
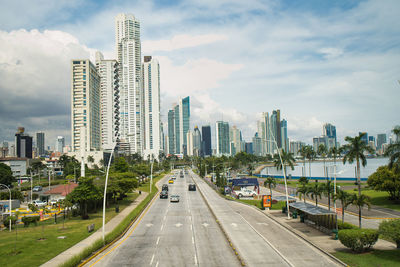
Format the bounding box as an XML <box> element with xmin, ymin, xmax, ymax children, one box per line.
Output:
<box><xmin>32</xmin><ymin>186</ymin><xmax>42</xmax><ymax>192</ymax></box>
<box><xmin>49</xmin><ymin>199</ymin><xmax>59</xmax><ymax>206</ymax></box>
<box><xmin>170</xmin><ymin>195</ymin><xmax>180</xmax><ymax>202</ymax></box>
<box><xmin>235</xmin><ymin>188</ymin><xmax>257</xmax><ymax>199</ymax></box>
<box><xmin>32</xmin><ymin>200</ymin><xmax>46</xmax><ymax>207</ymax></box>
<box><xmin>188</xmin><ymin>184</ymin><xmax>196</xmax><ymax>191</ymax></box>
<box><xmin>162</xmin><ymin>184</ymin><xmax>168</xmax><ymax>191</ymax></box>
<box><xmin>160</xmin><ymin>190</ymin><xmax>168</xmax><ymax>199</ymax></box>
<box><xmin>171</xmin><ymin>176</ymin><xmax>176</xmax><ymax>180</ymax></box>
<box><xmin>180</xmin><ymin>173</ymin><xmax>184</xmax><ymax>178</ymax></box>
<box><xmin>168</xmin><ymin>179</ymin><xmax>174</xmax><ymax>184</ymax></box>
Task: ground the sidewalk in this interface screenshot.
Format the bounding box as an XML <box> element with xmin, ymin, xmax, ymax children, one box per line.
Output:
<box><xmin>263</xmin><ymin>210</ymin><xmax>397</xmax><ymax>254</ymax></box>
<box><xmin>41</xmin><ymin>191</ymin><xmax>148</xmax><ymax>267</ymax></box>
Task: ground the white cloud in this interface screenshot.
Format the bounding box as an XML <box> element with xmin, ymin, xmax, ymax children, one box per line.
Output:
<box><xmin>143</xmin><ymin>34</ymin><xmax>228</xmax><ymax>53</ymax></box>
<box><xmin>317</xmin><ymin>47</ymin><xmax>343</xmax><ymax>59</ymax></box>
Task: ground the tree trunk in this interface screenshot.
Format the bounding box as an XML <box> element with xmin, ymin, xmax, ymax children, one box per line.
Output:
<box><xmin>342</xmin><ymin>205</ymin><xmax>345</xmax><ymax>224</ymax></box>
<box><xmin>269</xmin><ymin>187</ymin><xmax>272</xmax><ymax>197</ymax></box>
<box><xmin>359</xmin><ymin>206</ymin><xmax>362</xmax><ymax>228</ymax></box>
<box><xmin>328</xmin><ymin>192</ymin><xmax>331</xmax><ymax>211</ymax></box>
<box><xmin>357</xmin><ymin>159</ymin><xmax>361</xmax><ymax>196</ymax></box>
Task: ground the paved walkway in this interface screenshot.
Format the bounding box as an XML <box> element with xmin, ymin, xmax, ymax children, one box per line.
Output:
<box><xmin>41</xmin><ymin>191</ymin><xmax>149</xmax><ymax>267</ymax></box>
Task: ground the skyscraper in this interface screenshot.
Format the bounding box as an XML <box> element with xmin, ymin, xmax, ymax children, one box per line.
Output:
<box><xmin>180</xmin><ymin>96</ymin><xmax>190</xmax><ymax>155</ymax></box>
<box><xmin>265</xmin><ymin>109</ymin><xmax>281</xmax><ymax>154</ymax></box>
<box><xmin>173</xmin><ymin>104</ymin><xmax>180</xmax><ymax>154</ymax></box>
<box><xmin>95</xmin><ymin>51</ymin><xmax>120</xmax><ymax>151</ymax></box>
<box><xmin>71</xmin><ymin>59</ymin><xmax>101</xmax><ymax>152</ymax></box>
<box><xmin>36</xmin><ymin>132</ymin><xmax>45</xmax><ymax>156</ymax></box>
<box><xmin>143</xmin><ymin>56</ymin><xmax>162</xmax><ymax>159</ymax></box>
<box><xmin>323</xmin><ymin>123</ymin><xmax>337</xmax><ymax>147</ymax></box>
<box><xmin>216</xmin><ymin>121</ymin><xmax>230</xmax><ymax>155</ymax></box>
<box><xmin>201</xmin><ymin>125</ymin><xmax>212</xmax><ymax>157</ymax></box>
<box><xmin>280</xmin><ymin>119</ymin><xmax>288</xmax><ymax>152</ymax></box>
<box><xmin>115</xmin><ymin>13</ymin><xmax>143</xmax><ymax>154</ymax></box>
<box><xmin>377</xmin><ymin>134</ymin><xmax>387</xmax><ymax>150</ymax></box>
<box><xmin>359</xmin><ymin>132</ymin><xmax>368</xmax><ymax>144</ymax></box>
<box><xmin>167</xmin><ymin>110</ymin><xmax>175</xmax><ymax>155</ymax></box>
<box><xmin>229</xmin><ymin>125</ymin><xmax>242</xmax><ymax>155</ymax></box>
<box><xmin>56</xmin><ymin>136</ymin><xmax>65</xmax><ymax>153</ymax></box>
<box><xmin>252</xmin><ymin>133</ymin><xmax>262</xmax><ymax>156</ymax></box>
<box><xmin>15</xmin><ymin>127</ymin><xmax>33</xmax><ymax>158</ymax></box>
<box><xmin>193</xmin><ymin>126</ymin><xmax>202</xmax><ymax>156</ymax></box>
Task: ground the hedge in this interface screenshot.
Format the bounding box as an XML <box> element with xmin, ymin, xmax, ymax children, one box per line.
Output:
<box><xmin>338</xmin><ymin>229</ymin><xmax>379</xmax><ymax>252</ymax></box>
<box><xmin>379</xmin><ymin>219</ymin><xmax>400</xmax><ymax>249</ymax></box>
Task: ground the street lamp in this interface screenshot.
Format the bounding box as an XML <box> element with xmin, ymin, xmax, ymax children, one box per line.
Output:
<box><xmin>0</xmin><ymin>184</ymin><xmax>12</xmax><ymax>232</ymax></box>
<box><xmin>266</xmin><ymin>128</ymin><xmax>291</xmax><ymax>220</ymax></box>
<box><xmin>102</xmin><ymin>143</ymin><xmax>117</xmax><ymax>244</ymax></box>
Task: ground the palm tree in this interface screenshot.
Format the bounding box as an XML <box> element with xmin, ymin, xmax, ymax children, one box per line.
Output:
<box><xmin>342</xmin><ymin>133</ymin><xmax>374</xmax><ymax>196</ymax></box>
<box><xmin>264</xmin><ymin>177</ymin><xmax>276</xmax><ymax>197</ymax></box>
<box><xmin>304</xmin><ymin>145</ymin><xmax>316</xmax><ymax>181</ymax></box>
<box><xmin>307</xmin><ymin>183</ymin><xmax>323</xmax><ymax>206</ymax></box>
<box><xmin>349</xmin><ymin>193</ymin><xmax>371</xmax><ymax>228</ymax></box>
<box><xmin>318</xmin><ymin>144</ymin><xmax>328</xmax><ymax>178</ymax></box>
<box><xmin>322</xmin><ymin>180</ymin><xmax>334</xmax><ymax>211</ymax></box>
<box><xmin>273</xmin><ymin>150</ymin><xmax>295</xmax><ymax>178</ymax></box>
<box><xmin>329</xmin><ymin>146</ymin><xmax>341</xmax><ymax>168</ymax></box>
<box><xmin>298</xmin><ymin>176</ymin><xmax>308</xmax><ymax>186</ymax></box>
<box><xmin>334</xmin><ymin>189</ymin><xmax>351</xmax><ymax>224</ymax></box>
<box><xmin>31</xmin><ymin>160</ymin><xmax>46</xmax><ymax>183</ymax></box>
<box><xmin>299</xmin><ymin>146</ymin><xmax>308</xmax><ymax>177</ymax></box>
<box><xmin>296</xmin><ymin>185</ymin><xmax>308</xmax><ymax>203</ymax></box>
<box><xmin>385</xmin><ymin>126</ymin><xmax>400</xmax><ymax>171</ymax></box>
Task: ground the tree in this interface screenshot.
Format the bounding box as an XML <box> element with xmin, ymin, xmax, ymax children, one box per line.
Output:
<box><xmin>296</xmin><ymin>185</ymin><xmax>308</xmax><ymax>203</ymax></box>
<box><xmin>66</xmin><ymin>177</ymin><xmax>102</xmax><ymax>219</ymax></box>
<box><xmin>329</xmin><ymin>146</ymin><xmax>341</xmax><ymax>168</ymax></box>
<box><xmin>87</xmin><ymin>155</ymin><xmax>95</xmax><ymax>167</ymax></box>
<box><xmin>264</xmin><ymin>177</ymin><xmax>276</xmax><ymax>197</ymax></box>
<box><xmin>379</xmin><ymin>219</ymin><xmax>400</xmax><ymax>248</ymax></box>
<box><xmin>385</xmin><ymin>126</ymin><xmax>400</xmax><ymax>172</ymax></box>
<box><xmin>0</xmin><ymin>163</ymin><xmax>14</xmax><ymax>187</ymax></box>
<box><xmin>114</xmin><ymin>157</ymin><xmax>129</xmax><ymax>173</ymax></box>
<box><xmin>334</xmin><ymin>189</ymin><xmax>352</xmax><ymax>224</ymax></box>
<box><xmin>31</xmin><ymin>160</ymin><xmax>46</xmax><ymax>182</ymax></box>
<box><xmin>299</xmin><ymin>146</ymin><xmax>308</xmax><ymax>177</ymax></box>
<box><xmin>318</xmin><ymin>144</ymin><xmax>328</xmax><ymax>178</ymax></box>
<box><xmin>304</xmin><ymin>145</ymin><xmax>316</xmax><ymax>180</ymax></box>
<box><xmin>367</xmin><ymin>165</ymin><xmax>400</xmax><ymax>202</ymax></box>
<box><xmin>307</xmin><ymin>183</ymin><xmax>323</xmax><ymax>206</ymax></box>
<box><xmin>342</xmin><ymin>133</ymin><xmax>375</xmax><ymax>196</ymax></box>
<box><xmin>349</xmin><ymin>193</ymin><xmax>371</xmax><ymax>228</ymax></box>
<box><xmin>247</xmin><ymin>163</ymin><xmax>254</xmax><ymax>176</ymax></box>
<box><xmin>298</xmin><ymin>176</ymin><xmax>308</xmax><ymax>186</ymax></box>
<box><xmin>108</xmin><ymin>172</ymin><xmax>138</xmax><ymax>203</ymax></box>
<box><xmin>273</xmin><ymin>150</ymin><xmax>295</xmax><ymax>178</ymax></box>
<box><xmin>322</xmin><ymin>180</ymin><xmax>334</xmax><ymax>211</ymax></box>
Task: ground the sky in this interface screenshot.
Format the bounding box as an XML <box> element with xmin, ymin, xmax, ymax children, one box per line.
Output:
<box><xmin>0</xmin><ymin>0</ymin><xmax>399</xmax><ymax>149</ymax></box>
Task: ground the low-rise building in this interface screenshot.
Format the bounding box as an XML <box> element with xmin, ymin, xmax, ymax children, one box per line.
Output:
<box><xmin>0</xmin><ymin>157</ymin><xmax>28</xmax><ymax>177</ymax></box>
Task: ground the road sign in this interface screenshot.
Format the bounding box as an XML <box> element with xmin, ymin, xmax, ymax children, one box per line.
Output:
<box><xmin>262</xmin><ymin>195</ymin><xmax>271</xmax><ymax>208</ymax></box>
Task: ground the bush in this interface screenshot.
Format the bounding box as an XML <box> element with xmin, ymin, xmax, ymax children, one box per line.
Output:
<box><xmin>32</xmin><ymin>193</ymin><xmax>39</xmax><ymax>200</ymax></box>
<box><xmin>3</xmin><ymin>215</ymin><xmax>17</xmax><ymax>229</ymax></box>
<box><xmin>338</xmin><ymin>222</ymin><xmax>358</xmax><ymax>230</ymax></box>
<box><xmin>21</xmin><ymin>216</ymin><xmax>40</xmax><ymax>227</ymax></box>
<box><xmin>338</xmin><ymin>229</ymin><xmax>379</xmax><ymax>252</ymax></box>
<box><xmin>379</xmin><ymin>219</ymin><xmax>400</xmax><ymax>248</ymax></box>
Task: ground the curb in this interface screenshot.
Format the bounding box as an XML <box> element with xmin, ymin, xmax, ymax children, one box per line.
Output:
<box><xmin>190</xmin><ymin>173</ymin><xmax>246</xmax><ymax>266</ymax></box>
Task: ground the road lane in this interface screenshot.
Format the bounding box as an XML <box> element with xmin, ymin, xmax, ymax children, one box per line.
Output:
<box><xmin>191</xmin><ymin>171</ymin><xmax>341</xmax><ymax>267</ymax></box>
<box><xmin>87</xmin><ymin>171</ymin><xmax>240</xmax><ymax>267</ymax></box>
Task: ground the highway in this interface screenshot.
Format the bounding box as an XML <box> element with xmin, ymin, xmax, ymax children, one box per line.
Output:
<box><xmin>87</xmin><ymin>172</ymin><xmax>240</xmax><ymax>267</ymax></box>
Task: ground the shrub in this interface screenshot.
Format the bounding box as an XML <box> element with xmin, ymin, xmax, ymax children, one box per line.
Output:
<box><xmin>338</xmin><ymin>222</ymin><xmax>358</xmax><ymax>230</ymax></box>
<box><xmin>32</xmin><ymin>193</ymin><xmax>39</xmax><ymax>200</ymax></box>
<box><xmin>21</xmin><ymin>216</ymin><xmax>40</xmax><ymax>227</ymax></box>
<box><xmin>338</xmin><ymin>229</ymin><xmax>379</xmax><ymax>252</ymax></box>
<box><xmin>3</xmin><ymin>215</ymin><xmax>17</xmax><ymax>229</ymax></box>
<box><xmin>379</xmin><ymin>219</ymin><xmax>400</xmax><ymax>248</ymax></box>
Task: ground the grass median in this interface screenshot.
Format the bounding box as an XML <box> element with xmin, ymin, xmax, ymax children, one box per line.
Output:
<box><xmin>332</xmin><ymin>250</ymin><xmax>400</xmax><ymax>267</ymax></box>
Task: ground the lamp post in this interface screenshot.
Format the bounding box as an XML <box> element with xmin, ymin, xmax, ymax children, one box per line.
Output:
<box><xmin>102</xmin><ymin>143</ymin><xmax>116</xmax><ymax>244</ymax></box>
<box><xmin>0</xmin><ymin>184</ymin><xmax>12</xmax><ymax>232</ymax></box>
<box><xmin>267</xmin><ymin>128</ymin><xmax>291</xmax><ymax>220</ymax></box>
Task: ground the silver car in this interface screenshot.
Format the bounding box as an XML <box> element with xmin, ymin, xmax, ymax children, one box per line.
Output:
<box><xmin>170</xmin><ymin>195</ymin><xmax>180</xmax><ymax>203</ymax></box>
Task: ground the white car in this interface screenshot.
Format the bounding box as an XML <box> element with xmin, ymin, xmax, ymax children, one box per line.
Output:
<box><xmin>170</xmin><ymin>195</ymin><xmax>180</xmax><ymax>203</ymax></box>
<box><xmin>49</xmin><ymin>199</ymin><xmax>59</xmax><ymax>206</ymax></box>
<box><xmin>32</xmin><ymin>200</ymin><xmax>47</xmax><ymax>207</ymax></box>
<box><xmin>235</xmin><ymin>189</ymin><xmax>257</xmax><ymax>198</ymax></box>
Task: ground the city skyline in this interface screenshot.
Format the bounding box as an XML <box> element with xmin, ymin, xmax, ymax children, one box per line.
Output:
<box><xmin>0</xmin><ymin>0</ymin><xmax>399</xmax><ymax>146</ymax></box>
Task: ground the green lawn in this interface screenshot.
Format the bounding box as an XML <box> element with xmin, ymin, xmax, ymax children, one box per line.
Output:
<box><xmin>333</xmin><ymin>250</ymin><xmax>400</xmax><ymax>267</ymax></box>
<box><xmin>0</xmin><ymin>192</ymin><xmax>139</xmax><ymax>267</ymax></box>
<box><xmin>344</xmin><ymin>189</ymin><xmax>400</xmax><ymax>211</ymax></box>
<box><xmin>224</xmin><ymin>195</ymin><xmax>286</xmax><ymax>211</ymax></box>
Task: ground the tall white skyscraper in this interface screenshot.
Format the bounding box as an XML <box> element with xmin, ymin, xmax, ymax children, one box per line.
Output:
<box><xmin>71</xmin><ymin>59</ymin><xmax>101</xmax><ymax>152</ymax></box>
<box><xmin>56</xmin><ymin>136</ymin><xmax>65</xmax><ymax>153</ymax></box>
<box><xmin>115</xmin><ymin>13</ymin><xmax>143</xmax><ymax>154</ymax></box>
<box><xmin>95</xmin><ymin>51</ymin><xmax>120</xmax><ymax>150</ymax></box>
<box><xmin>143</xmin><ymin>56</ymin><xmax>162</xmax><ymax>160</ymax></box>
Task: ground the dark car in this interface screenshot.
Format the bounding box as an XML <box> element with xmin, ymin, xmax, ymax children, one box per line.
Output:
<box><xmin>188</xmin><ymin>184</ymin><xmax>196</xmax><ymax>191</ymax></box>
<box><xmin>160</xmin><ymin>190</ymin><xmax>168</xmax><ymax>199</ymax></box>
<box><xmin>162</xmin><ymin>184</ymin><xmax>168</xmax><ymax>191</ymax></box>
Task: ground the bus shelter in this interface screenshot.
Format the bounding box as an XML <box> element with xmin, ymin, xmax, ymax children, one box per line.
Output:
<box><xmin>289</xmin><ymin>202</ymin><xmax>337</xmax><ymax>231</ymax></box>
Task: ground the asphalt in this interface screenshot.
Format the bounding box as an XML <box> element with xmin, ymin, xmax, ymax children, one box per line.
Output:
<box><xmin>192</xmin><ymin>171</ymin><xmax>341</xmax><ymax>267</ymax></box>
<box><xmin>86</xmin><ymin>172</ymin><xmax>240</xmax><ymax>267</ymax></box>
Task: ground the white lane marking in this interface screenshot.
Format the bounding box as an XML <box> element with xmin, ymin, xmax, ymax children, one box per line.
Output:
<box><xmin>150</xmin><ymin>254</ymin><xmax>154</xmax><ymax>265</ymax></box>
<box><xmin>192</xmin><ymin>236</ymin><xmax>194</xmax><ymax>244</ymax></box>
<box><xmin>257</xmin><ymin>222</ymin><xmax>269</xmax><ymax>226</ymax></box>
<box><xmin>190</xmin><ymin>224</ymin><xmax>193</xmax><ymax>230</ymax></box>
<box><xmin>194</xmin><ymin>254</ymin><xmax>198</xmax><ymax>265</ymax></box>
<box><xmin>231</xmin><ymin>223</ymin><xmax>238</xmax><ymax>227</ymax></box>
<box><xmin>156</xmin><ymin>236</ymin><xmax>160</xmax><ymax>245</ymax></box>
<box><xmin>202</xmin><ymin>222</ymin><xmax>209</xmax><ymax>227</ymax></box>
<box><xmin>163</xmin><ymin>215</ymin><xmax>166</xmax><ymax>221</ymax></box>
<box><xmin>236</xmin><ymin>212</ymin><xmax>295</xmax><ymax>267</ymax></box>
<box><xmin>175</xmin><ymin>222</ymin><xmax>183</xmax><ymax>228</ymax></box>
<box><xmin>146</xmin><ymin>223</ymin><xmax>153</xmax><ymax>227</ymax></box>
<box><xmin>155</xmin><ymin>261</ymin><xmax>159</xmax><ymax>267</ymax></box>
<box><xmin>160</xmin><ymin>224</ymin><xmax>164</xmax><ymax>231</ymax></box>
